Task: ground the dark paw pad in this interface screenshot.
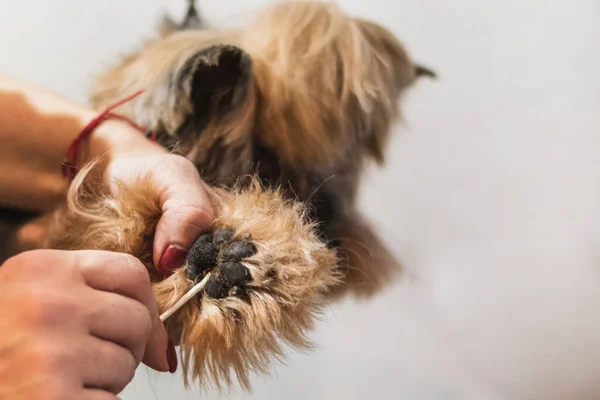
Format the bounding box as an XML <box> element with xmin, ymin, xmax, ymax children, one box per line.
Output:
<box><xmin>220</xmin><ymin>262</ymin><xmax>252</xmax><ymax>286</ymax></box>
<box><xmin>185</xmin><ymin>228</ymin><xmax>258</xmax><ymax>299</ymax></box>
<box><xmin>187</xmin><ymin>233</ymin><xmax>218</xmax><ymax>277</ymax></box>
<box><xmin>213</xmin><ymin>228</ymin><xmax>234</xmax><ymax>246</ymax></box>
<box><xmin>222</xmin><ymin>241</ymin><xmax>257</xmax><ymax>262</ymax></box>
<box><xmin>205</xmin><ymin>274</ymin><xmax>230</xmax><ymax>299</ymax></box>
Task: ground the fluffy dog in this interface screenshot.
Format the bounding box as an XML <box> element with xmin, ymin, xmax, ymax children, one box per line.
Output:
<box><xmin>5</xmin><ymin>0</ymin><xmax>434</xmax><ymax>392</ymax></box>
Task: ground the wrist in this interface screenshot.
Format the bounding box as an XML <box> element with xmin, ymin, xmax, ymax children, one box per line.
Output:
<box><xmin>62</xmin><ymin>90</ymin><xmax>164</xmax><ymax>182</ymax></box>
<box><xmin>75</xmin><ymin>116</ymin><xmax>165</xmax><ymax>181</ymax></box>
<box><xmin>92</xmin><ymin>119</ymin><xmax>163</xmax><ymax>157</ymax></box>
<box><xmin>88</xmin><ymin>121</ymin><xmax>165</xmax><ymax>178</ymax></box>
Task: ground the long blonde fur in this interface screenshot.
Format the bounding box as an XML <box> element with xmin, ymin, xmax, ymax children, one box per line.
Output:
<box><xmin>29</xmin><ymin>0</ymin><xmax>434</xmax><ymax>393</ymax></box>
<box><xmin>45</xmin><ymin>163</ymin><xmax>340</xmax><ymax>391</ymax></box>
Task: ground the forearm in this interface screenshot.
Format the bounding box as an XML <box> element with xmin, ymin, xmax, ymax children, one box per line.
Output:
<box><xmin>0</xmin><ymin>73</ymin><xmax>160</xmax><ymax>211</ymax></box>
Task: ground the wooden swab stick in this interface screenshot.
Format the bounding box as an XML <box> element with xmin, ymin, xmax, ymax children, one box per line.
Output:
<box><xmin>160</xmin><ymin>273</ymin><xmax>212</xmax><ymax>322</ymax></box>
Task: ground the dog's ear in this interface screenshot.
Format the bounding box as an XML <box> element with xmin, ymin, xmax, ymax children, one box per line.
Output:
<box><xmin>355</xmin><ymin>18</ymin><xmax>437</xmax><ymax>89</ymax></box>
<box><xmin>414</xmin><ymin>64</ymin><xmax>437</xmax><ymax>79</ymax></box>
<box><xmin>180</xmin><ymin>0</ymin><xmax>203</xmax><ymax>30</ymax></box>
<box><xmin>351</xmin><ymin>19</ymin><xmax>437</xmax><ymax>164</ymax></box>
<box><xmin>159</xmin><ymin>0</ymin><xmax>204</xmax><ymax>36</ymax></box>
<box><xmin>175</xmin><ymin>44</ymin><xmax>254</xmax><ymax>138</ymax></box>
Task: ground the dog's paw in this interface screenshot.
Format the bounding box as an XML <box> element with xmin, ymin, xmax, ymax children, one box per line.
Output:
<box><xmin>152</xmin><ymin>180</ymin><xmax>341</xmax><ymax>391</ymax></box>
<box><xmin>187</xmin><ymin>228</ymin><xmax>256</xmax><ymax>299</ymax></box>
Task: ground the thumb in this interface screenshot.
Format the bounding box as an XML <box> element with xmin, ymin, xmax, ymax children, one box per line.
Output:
<box><xmin>153</xmin><ymin>174</ymin><xmax>214</xmax><ymax>277</ymax></box>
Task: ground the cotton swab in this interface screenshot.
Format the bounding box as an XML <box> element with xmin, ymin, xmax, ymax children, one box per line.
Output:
<box><xmin>160</xmin><ymin>273</ymin><xmax>211</xmax><ymax>322</ymax></box>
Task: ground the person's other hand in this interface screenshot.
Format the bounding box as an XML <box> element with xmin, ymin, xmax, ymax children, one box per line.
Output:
<box><xmin>0</xmin><ymin>249</ymin><xmax>171</xmax><ymax>399</ymax></box>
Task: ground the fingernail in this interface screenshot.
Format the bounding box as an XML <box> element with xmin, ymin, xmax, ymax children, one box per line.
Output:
<box><xmin>167</xmin><ymin>340</ymin><xmax>178</xmax><ymax>374</ymax></box>
<box><xmin>158</xmin><ymin>245</ymin><xmax>187</xmax><ymax>279</ymax></box>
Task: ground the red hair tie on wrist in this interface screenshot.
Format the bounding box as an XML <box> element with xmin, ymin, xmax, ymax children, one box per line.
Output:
<box><xmin>61</xmin><ymin>90</ymin><xmax>157</xmax><ymax>182</ymax></box>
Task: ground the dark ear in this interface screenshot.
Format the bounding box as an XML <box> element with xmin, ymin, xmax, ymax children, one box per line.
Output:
<box><xmin>414</xmin><ymin>64</ymin><xmax>437</xmax><ymax>79</ymax></box>
<box><xmin>176</xmin><ymin>45</ymin><xmax>253</xmax><ymax>137</ymax></box>
<box><xmin>159</xmin><ymin>0</ymin><xmax>204</xmax><ymax>36</ymax></box>
<box><xmin>180</xmin><ymin>0</ymin><xmax>204</xmax><ymax>30</ymax></box>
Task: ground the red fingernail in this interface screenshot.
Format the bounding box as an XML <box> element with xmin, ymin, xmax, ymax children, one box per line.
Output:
<box><xmin>167</xmin><ymin>340</ymin><xmax>178</xmax><ymax>374</ymax></box>
<box><xmin>158</xmin><ymin>245</ymin><xmax>187</xmax><ymax>279</ymax></box>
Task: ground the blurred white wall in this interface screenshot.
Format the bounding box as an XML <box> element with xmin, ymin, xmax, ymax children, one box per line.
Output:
<box><xmin>1</xmin><ymin>1</ymin><xmax>599</xmax><ymax>399</ymax></box>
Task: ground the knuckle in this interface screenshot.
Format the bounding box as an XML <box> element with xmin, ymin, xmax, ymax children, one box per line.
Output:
<box><xmin>170</xmin><ymin>204</ymin><xmax>214</xmax><ymax>230</ymax></box>
<box><xmin>136</xmin><ymin>303</ymin><xmax>153</xmax><ymax>335</ymax></box>
<box><xmin>185</xmin><ymin>205</ymin><xmax>213</xmax><ymax>226</ymax></box>
<box><xmin>190</xmin><ymin>203</ymin><xmax>214</xmax><ymax>221</ymax></box>
<box><xmin>111</xmin><ymin>351</ymin><xmax>137</xmax><ymax>393</ymax></box>
<box><xmin>4</xmin><ymin>250</ymin><xmax>55</xmax><ymax>274</ymax></box>
<box><xmin>169</xmin><ymin>153</ymin><xmax>196</xmax><ymax>171</ymax></box>
<box><xmin>124</xmin><ymin>353</ymin><xmax>138</xmax><ymax>383</ymax></box>
<box><xmin>117</xmin><ymin>254</ymin><xmax>151</xmax><ymax>290</ymax></box>
<box><xmin>41</xmin><ymin>385</ymin><xmax>71</xmax><ymax>400</ymax></box>
<box><xmin>121</xmin><ymin>254</ymin><xmax>149</xmax><ymax>279</ymax></box>
<box><xmin>158</xmin><ymin>154</ymin><xmax>198</xmax><ymax>182</ymax></box>
<box><xmin>22</xmin><ymin>289</ymin><xmax>80</xmax><ymax>328</ymax></box>
<box><xmin>5</xmin><ymin>250</ymin><xmax>81</xmax><ymax>286</ymax></box>
<box><xmin>29</xmin><ymin>342</ymin><xmax>76</xmax><ymax>374</ymax></box>
<box><xmin>125</xmin><ymin>302</ymin><xmax>153</xmax><ymax>344</ymax></box>
<box><xmin>15</xmin><ymin>338</ymin><xmax>75</xmax><ymax>400</ymax></box>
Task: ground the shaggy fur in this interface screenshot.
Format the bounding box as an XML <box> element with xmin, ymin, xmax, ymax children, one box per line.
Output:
<box><xmin>46</xmin><ymin>165</ymin><xmax>340</xmax><ymax>391</ymax></box>
<box><xmin>89</xmin><ymin>0</ymin><xmax>432</xmax><ymax>296</ymax></box>
<box><xmin>3</xmin><ymin>0</ymin><xmax>434</xmax><ymax>392</ymax></box>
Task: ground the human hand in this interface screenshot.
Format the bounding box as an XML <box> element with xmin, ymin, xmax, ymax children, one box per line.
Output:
<box><xmin>92</xmin><ymin>122</ymin><xmax>215</xmax><ymax>278</ymax></box>
<box><xmin>0</xmin><ymin>249</ymin><xmax>170</xmax><ymax>399</ymax></box>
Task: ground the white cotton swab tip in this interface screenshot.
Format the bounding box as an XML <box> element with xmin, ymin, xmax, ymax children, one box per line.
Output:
<box><xmin>160</xmin><ymin>273</ymin><xmax>212</xmax><ymax>322</ymax></box>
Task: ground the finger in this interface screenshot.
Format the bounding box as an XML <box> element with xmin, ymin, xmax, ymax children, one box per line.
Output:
<box><xmin>82</xmin><ymin>389</ymin><xmax>119</xmax><ymax>400</ymax></box>
<box><xmin>80</xmin><ymin>336</ymin><xmax>137</xmax><ymax>395</ymax></box>
<box><xmin>86</xmin><ymin>290</ymin><xmax>152</xmax><ymax>365</ymax></box>
<box><xmin>74</xmin><ymin>251</ymin><xmax>169</xmax><ymax>372</ymax></box>
<box><xmin>200</xmin><ymin>180</ymin><xmax>220</xmax><ymax>206</ymax></box>
<box><xmin>153</xmin><ymin>171</ymin><xmax>214</xmax><ymax>270</ymax></box>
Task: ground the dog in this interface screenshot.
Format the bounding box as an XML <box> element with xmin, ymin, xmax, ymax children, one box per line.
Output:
<box><xmin>3</xmin><ymin>0</ymin><xmax>435</xmax><ymax>392</ymax></box>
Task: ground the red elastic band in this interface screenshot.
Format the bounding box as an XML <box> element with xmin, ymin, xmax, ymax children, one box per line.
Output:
<box><xmin>61</xmin><ymin>90</ymin><xmax>156</xmax><ymax>182</ymax></box>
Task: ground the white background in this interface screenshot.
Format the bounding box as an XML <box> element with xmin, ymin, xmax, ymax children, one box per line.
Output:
<box><xmin>1</xmin><ymin>1</ymin><xmax>599</xmax><ymax>399</ymax></box>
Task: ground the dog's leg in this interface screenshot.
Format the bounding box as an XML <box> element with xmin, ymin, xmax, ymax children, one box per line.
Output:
<box><xmin>44</xmin><ymin>169</ymin><xmax>340</xmax><ymax>392</ymax></box>
<box><xmin>330</xmin><ymin>213</ymin><xmax>402</xmax><ymax>299</ymax></box>
<box><xmin>307</xmin><ymin>186</ymin><xmax>402</xmax><ymax>299</ymax></box>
